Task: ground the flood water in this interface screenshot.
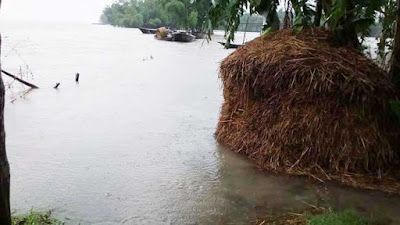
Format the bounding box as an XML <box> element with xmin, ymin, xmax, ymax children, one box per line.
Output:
<box><xmin>1</xmin><ymin>21</ymin><xmax>400</xmax><ymax>225</ymax></box>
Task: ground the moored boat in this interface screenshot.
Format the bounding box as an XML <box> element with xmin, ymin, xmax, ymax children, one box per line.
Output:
<box><xmin>218</xmin><ymin>41</ymin><xmax>242</xmax><ymax>49</ymax></box>
<box><xmin>139</xmin><ymin>28</ymin><xmax>157</xmax><ymax>34</ymax></box>
<box><xmin>154</xmin><ymin>35</ymin><xmax>173</xmax><ymax>41</ymax></box>
<box><xmin>171</xmin><ymin>32</ymin><xmax>196</xmax><ymax>42</ymax></box>
<box><xmin>192</xmin><ymin>31</ymin><xmax>206</xmax><ymax>39</ymax></box>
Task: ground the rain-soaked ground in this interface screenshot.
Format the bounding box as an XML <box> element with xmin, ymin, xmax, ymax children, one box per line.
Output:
<box><xmin>1</xmin><ymin>21</ymin><xmax>400</xmax><ymax>224</ymax></box>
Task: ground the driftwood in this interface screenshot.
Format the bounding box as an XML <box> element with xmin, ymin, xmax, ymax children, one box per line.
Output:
<box><xmin>1</xmin><ymin>70</ymin><xmax>39</xmax><ymax>89</ymax></box>
<box><xmin>54</xmin><ymin>83</ymin><xmax>60</xmax><ymax>89</ymax></box>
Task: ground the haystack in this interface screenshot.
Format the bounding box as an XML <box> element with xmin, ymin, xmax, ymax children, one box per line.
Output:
<box><xmin>216</xmin><ymin>28</ymin><xmax>400</xmax><ymax>192</ymax></box>
<box><xmin>156</xmin><ymin>27</ymin><xmax>168</xmax><ymax>39</ymax></box>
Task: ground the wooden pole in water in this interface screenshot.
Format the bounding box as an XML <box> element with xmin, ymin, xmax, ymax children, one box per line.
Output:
<box><xmin>75</xmin><ymin>73</ymin><xmax>80</xmax><ymax>82</ymax></box>
<box><xmin>1</xmin><ymin>70</ymin><xmax>39</xmax><ymax>89</ymax></box>
<box><xmin>54</xmin><ymin>83</ymin><xmax>60</xmax><ymax>89</ymax></box>
<box><xmin>0</xmin><ymin>9</ymin><xmax>12</xmax><ymax>225</ymax></box>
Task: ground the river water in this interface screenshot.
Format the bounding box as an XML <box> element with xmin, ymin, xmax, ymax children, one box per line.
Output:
<box><xmin>1</xmin><ymin>21</ymin><xmax>400</xmax><ymax>225</ymax></box>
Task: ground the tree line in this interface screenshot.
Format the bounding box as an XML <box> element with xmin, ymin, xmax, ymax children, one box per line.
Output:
<box><xmin>100</xmin><ymin>0</ymin><xmax>211</xmax><ymax>30</ymax></box>
<box><xmin>100</xmin><ymin>0</ymin><xmax>266</xmax><ymax>32</ymax></box>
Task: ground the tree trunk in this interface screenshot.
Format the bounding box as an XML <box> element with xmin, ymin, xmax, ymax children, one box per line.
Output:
<box><xmin>314</xmin><ymin>0</ymin><xmax>323</xmax><ymax>26</ymax></box>
<box><xmin>322</xmin><ymin>0</ymin><xmax>332</xmax><ymax>18</ymax></box>
<box><xmin>0</xmin><ymin>1</ymin><xmax>11</xmax><ymax>224</ymax></box>
<box><xmin>329</xmin><ymin>0</ymin><xmax>359</xmax><ymax>49</ymax></box>
<box><xmin>391</xmin><ymin>0</ymin><xmax>400</xmax><ymax>91</ymax></box>
<box><xmin>270</xmin><ymin>11</ymin><xmax>280</xmax><ymax>31</ymax></box>
<box><xmin>343</xmin><ymin>0</ymin><xmax>359</xmax><ymax>48</ymax></box>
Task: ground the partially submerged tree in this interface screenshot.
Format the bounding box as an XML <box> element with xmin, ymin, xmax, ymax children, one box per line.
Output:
<box><xmin>0</xmin><ymin>1</ymin><xmax>11</xmax><ymax>224</ymax></box>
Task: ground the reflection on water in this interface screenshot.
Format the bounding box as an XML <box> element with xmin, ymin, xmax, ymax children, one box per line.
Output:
<box><xmin>1</xmin><ymin>21</ymin><xmax>400</xmax><ymax>224</ymax></box>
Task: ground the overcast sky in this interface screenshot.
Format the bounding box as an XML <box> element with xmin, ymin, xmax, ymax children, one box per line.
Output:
<box><xmin>0</xmin><ymin>0</ymin><xmax>115</xmax><ymax>22</ymax></box>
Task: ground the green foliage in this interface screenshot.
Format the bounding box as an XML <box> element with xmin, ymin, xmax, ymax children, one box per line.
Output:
<box><xmin>262</xmin><ymin>26</ymin><xmax>271</xmax><ymax>35</ymax></box>
<box><xmin>377</xmin><ymin>0</ymin><xmax>396</xmax><ymax>69</ymax></box>
<box><xmin>101</xmin><ymin>0</ymin><xmax>212</xmax><ymax>30</ymax></box>
<box><xmin>166</xmin><ymin>0</ymin><xmax>187</xmax><ymax>28</ymax></box>
<box><xmin>148</xmin><ymin>18</ymin><xmax>162</xmax><ymax>27</ymax></box>
<box><xmin>12</xmin><ymin>211</ymin><xmax>64</xmax><ymax>225</ymax></box>
<box><xmin>188</xmin><ymin>11</ymin><xmax>199</xmax><ymax>28</ymax></box>
<box><xmin>206</xmin><ymin>0</ymin><xmax>400</xmax><ymax>73</ymax></box>
<box><xmin>308</xmin><ymin>210</ymin><xmax>369</xmax><ymax>225</ymax></box>
<box><xmin>291</xmin><ymin>0</ymin><xmax>314</xmax><ymax>29</ymax></box>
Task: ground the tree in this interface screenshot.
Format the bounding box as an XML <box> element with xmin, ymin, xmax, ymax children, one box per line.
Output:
<box><xmin>101</xmin><ymin>0</ymin><xmax>210</xmax><ymax>29</ymax></box>
<box><xmin>391</xmin><ymin>0</ymin><xmax>400</xmax><ymax>90</ymax></box>
<box><xmin>166</xmin><ymin>0</ymin><xmax>187</xmax><ymax>28</ymax></box>
<box><xmin>0</xmin><ymin>1</ymin><xmax>11</xmax><ymax>224</ymax></box>
<box><xmin>188</xmin><ymin>11</ymin><xmax>199</xmax><ymax>29</ymax></box>
<box><xmin>314</xmin><ymin>0</ymin><xmax>323</xmax><ymax>26</ymax></box>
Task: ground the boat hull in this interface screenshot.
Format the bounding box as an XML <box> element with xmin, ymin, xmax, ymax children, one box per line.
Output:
<box><xmin>171</xmin><ymin>32</ymin><xmax>196</xmax><ymax>42</ymax></box>
<box><xmin>139</xmin><ymin>28</ymin><xmax>157</xmax><ymax>34</ymax></box>
<box><xmin>218</xmin><ymin>41</ymin><xmax>242</xmax><ymax>49</ymax></box>
<box><xmin>192</xmin><ymin>32</ymin><xmax>206</xmax><ymax>39</ymax></box>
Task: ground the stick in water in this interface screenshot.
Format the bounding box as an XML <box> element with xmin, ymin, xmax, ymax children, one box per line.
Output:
<box><xmin>1</xmin><ymin>69</ymin><xmax>39</xmax><ymax>89</ymax></box>
<box><xmin>75</xmin><ymin>73</ymin><xmax>80</xmax><ymax>82</ymax></box>
<box><xmin>54</xmin><ymin>83</ymin><xmax>60</xmax><ymax>89</ymax></box>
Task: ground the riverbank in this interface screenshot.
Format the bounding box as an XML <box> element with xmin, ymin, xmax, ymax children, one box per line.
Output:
<box><xmin>12</xmin><ymin>211</ymin><xmax>63</xmax><ymax>225</ymax></box>
<box><xmin>11</xmin><ymin>208</ymin><xmax>376</xmax><ymax>225</ymax></box>
<box><xmin>256</xmin><ymin>207</ymin><xmax>374</xmax><ymax>225</ymax></box>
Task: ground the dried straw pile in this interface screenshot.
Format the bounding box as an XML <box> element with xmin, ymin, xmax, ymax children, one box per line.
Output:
<box><xmin>216</xmin><ymin>28</ymin><xmax>400</xmax><ymax>192</ymax></box>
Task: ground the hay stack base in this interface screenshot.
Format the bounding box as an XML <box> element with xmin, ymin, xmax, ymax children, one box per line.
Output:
<box><xmin>216</xmin><ymin>28</ymin><xmax>400</xmax><ymax>193</ymax></box>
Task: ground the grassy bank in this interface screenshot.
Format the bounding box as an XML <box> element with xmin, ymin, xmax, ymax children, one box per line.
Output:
<box><xmin>10</xmin><ymin>209</ymin><xmax>379</xmax><ymax>225</ymax></box>
<box><xmin>256</xmin><ymin>207</ymin><xmax>376</xmax><ymax>225</ymax></box>
<box><xmin>12</xmin><ymin>211</ymin><xmax>64</xmax><ymax>225</ymax></box>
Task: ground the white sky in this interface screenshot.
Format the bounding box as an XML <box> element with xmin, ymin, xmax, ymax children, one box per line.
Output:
<box><xmin>0</xmin><ymin>0</ymin><xmax>116</xmax><ymax>23</ymax></box>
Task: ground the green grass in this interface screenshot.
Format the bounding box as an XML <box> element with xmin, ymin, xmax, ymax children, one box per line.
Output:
<box><xmin>308</xmin><ymin>210</ymin><xmax>369</xmax><ymax>225</ymax></box>
<box><xmin>12</xmin><ymin>211</ymin><xmax>64</xmax><ymax>225</ymax></box>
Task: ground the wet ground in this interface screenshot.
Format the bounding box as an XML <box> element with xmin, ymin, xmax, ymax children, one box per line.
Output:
<box><xmin>1</xmin><ymin>21</ymin><xmax>400</xmax><ymax>224</ymax></box>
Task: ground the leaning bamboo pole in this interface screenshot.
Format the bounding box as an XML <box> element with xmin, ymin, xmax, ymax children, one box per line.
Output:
<box><xmin>1</xmin><ymin>70</ymin><xmax>39</xmax><ymax>89</ymax></box>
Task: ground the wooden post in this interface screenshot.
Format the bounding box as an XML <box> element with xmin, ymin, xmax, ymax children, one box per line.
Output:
<box><xmin>54</xmin><ymin>83</ymin><xmax>60</xmax><ymax>89</ymax></box>
<box><xmin>0</xmin><ymin>27</ymin><xmax>12</xmax><ymax>225</ymax></box>
<box><xmin>75</xmin><ymin>73</ymin><xmax>80</xmax><ymax>82</ymax></box>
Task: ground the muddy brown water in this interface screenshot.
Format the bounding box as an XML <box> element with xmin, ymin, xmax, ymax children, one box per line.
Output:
<box><xmin>1</xmin><ymin>21</ymin><xmax>400</xmax><ymax>224</ymax></box>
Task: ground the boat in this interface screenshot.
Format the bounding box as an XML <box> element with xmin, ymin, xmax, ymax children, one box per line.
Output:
<box><xmin>171</xmin><ymin>32</ymin><xmax>196</xmax><ymax>42</ymax></box>
<box><xmin>192</xmin><ymin>31</ymin><xmax>206</xmax><ymax>39</ymax></box>
<box><xmin>154</xmin><ymin>34</ymin><xmax>173</xmax><ymax>41</ymax></box>
<box><xmin>139</xmin><ymin>28</ymin><xmax>157</xmax><ymax>34</ymax></box>
<box><xmin>218</xmin><ymin>41</ymin><xmax>242</xmax><ymax>49</ymax></box>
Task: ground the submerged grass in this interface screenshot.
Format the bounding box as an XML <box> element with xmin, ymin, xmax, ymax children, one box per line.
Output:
<box><xmin>12</xmin><ymin>211</ymin><xmax>64</xmax><ymax>225</ymax></box>
<box><xmin>309</xmin><ymin>210</ymin><xmax>369</xmax><ymax>225</ymax></box>
<box><xmin>256</xmin><ymin>208</ymin><xmax>372</xmax><ymax>225</ymax></box>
